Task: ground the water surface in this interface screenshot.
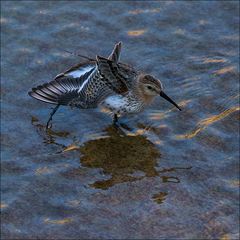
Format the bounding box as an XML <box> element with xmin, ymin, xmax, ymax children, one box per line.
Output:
<box><xmin>1</xmin><ymin>1</ymin><xmax>239</xmax><ymax>239</ymax></box>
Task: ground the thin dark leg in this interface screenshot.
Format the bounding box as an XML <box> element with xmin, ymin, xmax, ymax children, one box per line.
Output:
<box><xmin>112</xmin><ymin>114</ymin><xmax>126</xmax><ymax>136</ymax></box>
<box><xmin>46</xmin><ymin>104</ymin><xmax>60</xmax><ymax>130</ymax></box>
<box><xmin>113</xmin><ymin>114</ymin><xmax>118</xmax><ymax>125</ymax></box>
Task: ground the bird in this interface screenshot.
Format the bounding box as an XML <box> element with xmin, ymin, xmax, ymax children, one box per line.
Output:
<box><xmin>28</xmin><ymin>42</ymin><xmax>181</xmax><ymax>129</ymax></box>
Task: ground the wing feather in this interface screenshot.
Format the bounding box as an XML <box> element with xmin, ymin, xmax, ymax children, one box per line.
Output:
<box><xmin>28</xmin><ymin>68</ymin><xmax>94</xmax><ymax>106</ymax></box>
<box><xmin>96</xmin><ymin>55</ymin><xmax>130</xmax><ymax>94</ymax></box>
<box><xmin>108</xmin><ymin>42</ymin><xmax>122</xmax><ymax>62</ymax></box>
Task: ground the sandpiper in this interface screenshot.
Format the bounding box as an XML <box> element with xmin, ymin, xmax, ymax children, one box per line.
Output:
<box><xmin>29</xmin><ymin>42</ymin><xmax>181</xmax><ymax>129</ymax></box>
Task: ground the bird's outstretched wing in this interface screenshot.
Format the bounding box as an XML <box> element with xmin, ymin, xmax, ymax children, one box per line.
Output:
<box><xmin>54</xmin><ymin>41</ymin><xmax>121</xmax><ymax>80</ymax></box>
<box><xmin>54</xmin><ymin>60</ymin><xmax>95</xmax><ymax>80</ymax></box>
<box><xmin>28</xmin><ymin>65</ymin><xmax>95</xmax><ymax>105</ymax></box>
<box><xmin>96</xmin><ymin>55</ymin><xmax>137</xmax><ymax>91</ymax></box>
<box><xmin>96</xmin><ymin>55</ymin><xmax>129</xmax><ymax>94</ymax></box>
<box><xmin>28</xmin><ymin>42</ymin><xmax>136</xmax><ymax>108</ymax></box>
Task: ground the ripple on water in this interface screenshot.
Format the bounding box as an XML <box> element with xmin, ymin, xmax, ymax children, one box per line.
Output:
<box><xmin>175</xmin><ymin>106</ymin><xmax>240</xmax><ymax>140</ymax></box>
<box><xmin>1</xmin><ymin>0</ymin><xmax>239</xmax><ymax>239</ymax></box>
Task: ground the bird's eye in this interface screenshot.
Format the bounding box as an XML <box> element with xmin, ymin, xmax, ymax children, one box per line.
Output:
<box><xmin>147</xmin><ymin>86</ymin><xmax>153</xmax><ymax>90</ymax></box>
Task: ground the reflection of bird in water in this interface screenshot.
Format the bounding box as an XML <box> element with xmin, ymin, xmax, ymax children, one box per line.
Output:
<box><xmin>28</xmin><ymin>42</ymin><xmax>181</xmax><ymax>129</ymax></box>
<box><xmin>77</xmin><ymin>126</ymin><xmax>191</xmax><ymax>189</ymax></box>
<box><xmin>31</xmin><ymin>118</ymin><xmax>191</xmax><ymax>190</ymax></box>
<box><xmin>78</xmin><ymin>126</ymin><xmax>160</xmax><ymax>189</ymax></box>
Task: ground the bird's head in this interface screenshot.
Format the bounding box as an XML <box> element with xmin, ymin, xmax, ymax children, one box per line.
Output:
<box><xmin>138</xmin><ymin>74</ymin><xmax>182</xmax><ymax>111</ymax></box>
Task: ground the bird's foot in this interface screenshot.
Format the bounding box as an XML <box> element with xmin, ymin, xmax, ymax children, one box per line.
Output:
<box><xmin>45</xmin><ymin>105</ymin><xmax>60</xmax><ymax>131</ymax></box>
<box><xmin>112</xmin><ymin>114</ymin><xmax>135</xmax><ymax>135</ymax></box>
<box><xmin>46</xmin><ymin>121</ymin><xmax>53</xmax><ymax>131</ymax></box>
<box><xmin>119</xmin><ymin>122</ymin><xmax>133</xmax><ymax>132</ymax></box>
<box><xmin>113</xmin><ymin>122</ymin><xmax>126</xmax><ymax>136</ymax></box>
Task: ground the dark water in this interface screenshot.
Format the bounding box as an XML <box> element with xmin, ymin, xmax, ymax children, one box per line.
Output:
<box><xmin>1</xmin><ymin>1</ymin><xmax>239</xmax><ymax>239</ymax></box>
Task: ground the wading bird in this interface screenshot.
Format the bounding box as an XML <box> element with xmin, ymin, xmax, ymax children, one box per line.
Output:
<box><xmin>28</xmin><ymin>42</ymin><xmax>181</xmax><ymax>129</ymax></box>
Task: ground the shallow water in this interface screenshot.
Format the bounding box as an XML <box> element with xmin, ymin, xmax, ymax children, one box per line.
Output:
<box><xmin>1</xmin><ymin>1</ymin><xmax>239</xmax><ymax>239</ymax></box>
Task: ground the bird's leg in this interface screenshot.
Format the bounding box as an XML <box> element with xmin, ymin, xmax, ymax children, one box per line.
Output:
<box><xmin>46</xmin><ymin>104</ymin><xmax>60</xmax><ymax>130</ymax></box>
<box><xmin>112</xmin><ymin>114</ymin><xmax>126</xmax><ymax>136</ymax></box>
<box><xmin>112</xmin><ymin>114</ymin><xmax>132</xmax><ymax>132</ymax></box>
<box><xmin>113</xmin><ymin>114</ymin><xmax>118</xmax><ymax>125</ymax></box>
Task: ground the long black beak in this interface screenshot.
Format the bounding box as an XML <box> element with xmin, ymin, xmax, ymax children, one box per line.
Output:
<box><xmin>160</xmin><ymin>91</ymin><xmax>182</xmax><ymax>111</ymax></box>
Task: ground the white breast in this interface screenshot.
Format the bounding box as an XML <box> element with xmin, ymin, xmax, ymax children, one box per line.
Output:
<box><xmin>102</xmin><ymin>94</ymin><xmax>144</xmax><ymax>115</ymax></box>
<box><xmin>104</xmin><ymin>95</ymin><xmax>127</xmax><ymax>109</ymax></box>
